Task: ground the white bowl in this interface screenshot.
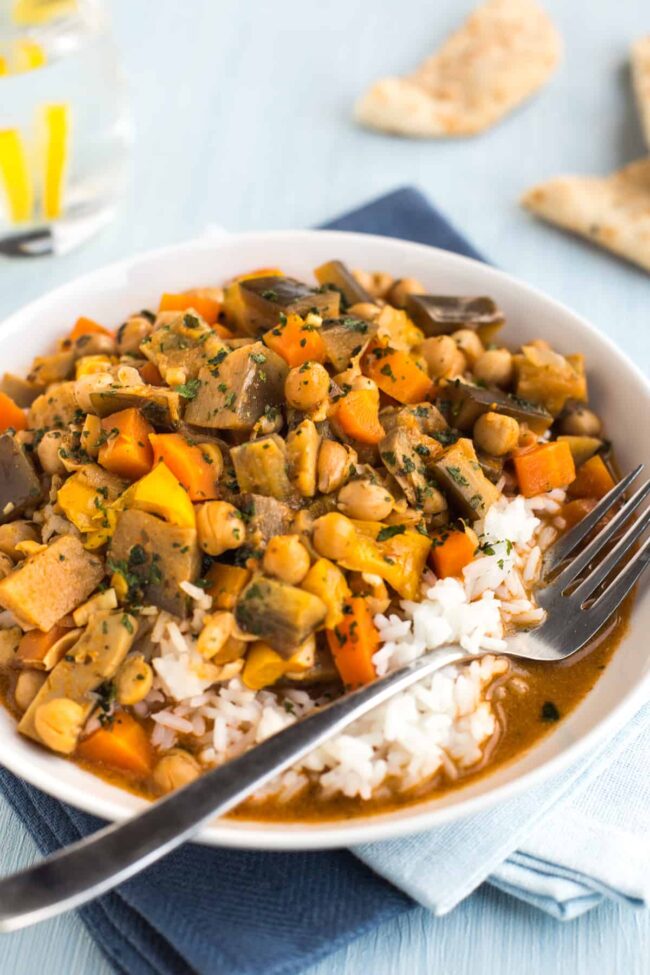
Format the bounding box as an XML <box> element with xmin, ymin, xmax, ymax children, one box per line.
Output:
<box><xmin>1</xmin><ymin>230</ymin><xmax>648</xmax><ymax>850</ymax></box>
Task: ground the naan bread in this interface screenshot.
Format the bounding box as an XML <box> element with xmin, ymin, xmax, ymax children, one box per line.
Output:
<box><xmin>521</xmin><ymin>159</ymin><xmax>650</xmax><ymax>273</ymax></box>
<box><xmin>631</xmin><ymin>37</ymin><xmax>650</xmax><ymax>149</ymax></box>
<box><xmin>355</xmin><ymin>0</ymin><xmax>561</xmax><ymax>138</ymax></box>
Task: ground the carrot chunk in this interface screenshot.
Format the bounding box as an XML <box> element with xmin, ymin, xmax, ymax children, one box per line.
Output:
<box><xmin>138</xmin><ymin>360</ymin><xmax>164</xmax><ymax>386</ymax></box>
<box><xmin>331</xmin><ymin>389</ymin><xmax>385</xmax><ymax>444</ymax></box>
<box><xmin>263</xmin><ymin>313</ymin><xmax>326</xmax><ymax>367</ymax></box>
<box><xmin>326</xmin><ymin>596</ymin><xmax>379</xmax><ymax>689</ymax></box>
<box><xmin>77</xmin><ymin>712</ymin><xmax>153</xmax><ymax>778</ymax></box>
<box><xmin>159</xmin><ymin>290</ymin><xmax>222</xmax><ymax>326</ymax></box>
<box><xmin>69</xmin><ymin>316</ymin><xmax>113</xmax><ymax>340</ymax></box>
<box><xmin>568</xmin><ymin>454</ymin><xmax>615</xmax><ymax>500</ymax></box>
<box><xmin>513</xmin><ymin>441</ymin><xmax>576</xmax><ymax>498</ymax></box>
<box><xmin>560</xmin><ymin>497</ymin><xmax>598</xmax><ymax>531</ymax></box>
<box><xmin>363</xmin><ymin>343</ymin><xmax>434</xmax><ymax>405</ymax></box>
<box><xmin>0</xmin><ymin>390</ymin><xmax>27</xmax><ymax>431</ymax></box>
<box><xmin>429</xmin><ymin>527</ymin><xmax>477</xmax><ymax>578</ymax></box>
<box><xmin>98</xmin><ymin>408</ymin><xmax>154</xmax><ymax>481</ymax></box>
<box><xmin>149</xmin><ymin>433</ymin><xmax>219</xmax><ymax>501</ymax></box>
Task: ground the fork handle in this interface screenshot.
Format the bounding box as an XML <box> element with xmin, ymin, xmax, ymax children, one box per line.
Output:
<box><xmin>0</xmin><ymin>646</ymin><xmax>467</xmax><ymax>932</ymax></box>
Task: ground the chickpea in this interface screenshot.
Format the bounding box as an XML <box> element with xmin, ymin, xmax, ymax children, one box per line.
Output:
<box><xmin>196</xmin><ymin>611</ymin><xmax>235</xmax><ymax>660</ymax></box>
<box><xmin>452</xmin><ymin>329</ymin><xmax>484</xmax><ymax>366</ymax></box>
<box><xmin>197</xmin><ymin>442</ymin><xmax>224</xmax><ymax>483</ymax></box>
<box><xmin>263</xmin><ymin>535</ymin><xmax>311</xmax><ymax>584</ymax></box>
<box><xmin>153</xmin><ymin>749</ymin><xmax>201</xmax><ymax>794</ymax></box>
<box><xmin>558</xmin><ymin>406</ymin><xmax>602</xmax><ymax>437</ymax></box>
<box><xmin>14</xmin><ymin>670</ymin><xmax>46</xmax><ymax>712</ymax></box>
<box><xmin>337</xmin><ymin>479</ymin><xmax>394</xmax><ymax>521</ymax></box>
<box><xmin>116</xmin><ymin>654</ymin><xmax>153</xmax><ymax>706</ymax></box>
<box><xmin>473</xmin><ymin>412</ymin><xmax>520</xmax><ymax>457</ymax></box>
<box><xmin>370</xmin><ymin>271</ymin><xmax>394</xmax><ymax>299</ymax></box>
<box><xmin>420</xmin><ymin>335</ymin><xmax>466</xmax><ymax>379</ymax></box>
<box><xmin>312</xmin><ymin>512</ymin><xmax>357</xmax><ymax>561</ymax></box>
<box><xmin>285</xmin><ymin>361</ymin><xmax>330</xmax><ymax>412</ymax></box>
<box><xmin>317</xmin><ymin>440</ymin><xmax>357</xmax><ymax>494</ymax></box>
<box><xmin>196</xmin><ymin>501</ymin><xmax>245</xmax><ymax>556</ymax></box>
<box><xmin>473</xmin><ymin>348</ymin><xmax>513</xmax><ymax>388</ymax></box>
<box><xmin>386</xmin><ymin>277</ymin><xmax>425</xmax><ymax>309</ymax></box>
<box><xmin>34</xmin><ymin>697</ymin><xmax>86</xmax><ymax>754</ymax></box>
<box><xmin>73</xmin><ymin>332</ymin><xmax>116</xmax><ymax>357</ymax></box>
<box><xmin>116</xmin><ymin>315</ymin><xmax>153</xmax><ymax>355</ymax></box>
<box><xmin>351</xmin><ymin>268</ymin><xmax>375</xmax><ymax>294</ymax></box>
<box><xmin>0</xmin><ymin>521</ymin><xmax>38</xmax><ymax>560</ymax></box>
<box><xmin>0</xmin><ymin>553</ymin><xmax>13</xmax><ymax>580</ymax></box>
<box><xmin>36</xmin><ymin>430</ymin><xmax>66</xmax><ymax>475</ymax></box>
<box><xmin>347</xmin><ymin>302</ymin><xmax>382</xmax><ymax>322</ymax></box>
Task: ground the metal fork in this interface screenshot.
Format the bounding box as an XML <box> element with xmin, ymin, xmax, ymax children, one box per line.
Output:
<box><xmin>0</xmin><ymin>466</ymin><xmax>647</xmax><ymax>932</ymax></box>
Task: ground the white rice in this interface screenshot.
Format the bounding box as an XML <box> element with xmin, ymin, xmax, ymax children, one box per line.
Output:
<box><xmin>139</xmin><ymin>490</ymin><xmax>564</xmax><ymax>804</ymax></box>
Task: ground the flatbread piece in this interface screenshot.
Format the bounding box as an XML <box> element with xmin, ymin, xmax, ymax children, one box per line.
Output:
<box><xmin>631</xmin><ymin>37</ymin><xmax>650</xmax><ymax>149</ymax></box>
<box><xmin>355</xmin><ymin>0</ymin><xmax>561</xmax><ymax>138</ymax></box>
<box><xmin>521</xmin><ymin>159</ymin><xmax>650</xmax><ymax>273</ymax></box>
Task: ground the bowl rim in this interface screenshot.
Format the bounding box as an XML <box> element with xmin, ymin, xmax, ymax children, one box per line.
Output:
<box><xmin>0</xmin><ymin>227</ymin><xmax>648</xmax><ymax>850</ymax></box>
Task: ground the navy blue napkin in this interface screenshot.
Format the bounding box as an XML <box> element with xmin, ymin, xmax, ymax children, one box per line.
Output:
<box><xmin>0</xmin><ymin>187</ymin><xmax>484</xmax><ymax>975</ymax></box>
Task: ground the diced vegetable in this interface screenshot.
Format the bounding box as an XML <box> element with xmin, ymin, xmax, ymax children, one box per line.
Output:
<box><xmin>77</xmin><ymin>711</ymin><xmax>153</xmax><ymax>777</ymax></box>
<box><xmin>363</xmin><ymin>344</ymin><xmax>434</xmax><ymax>405</ymax></box>
<box><xmin>205</xmin><ymin>563</ymin><xmax>251</xmax><ymax>610</ymax></box>
<box><xmin>567</xmin><ymin>454</ymin><xmax>615</xmax><ymax>500</ymax></box>
<box><xmin>29</xmin><ymin>381</ymin><xmax>79</xmax><ymax>429</ymax></box>
<box><xmin>318</xmin><ymin>316</ymin><xmax>377</xmax><ymax>371</ymax></box>
<box><xmin>149</xmin><ymin>433</ymin><xmax>220</xmax><ymax>501</ymax></box>
<box><xmin>28</xmin><ymin>349</ymin><xmax>75</xmax><ymax>386</ymax></box>
<box><xmin>339</xmin><ymin>520</ymin><xmax>432</xmax><ymax>600</ymax></box>
<box><xmin>314</xmin><ymin>260</ymin><xmax>373</xmax><ymax>307</ymax></box>
<box><xmin>57</xmin><ymin>466</ymin><xmax>121</xmax><ymax>543</ymax></box>
<box><xmin>118</xmin><ymin>461</ymin><xmax>196</xmax><ymax>528</ymax></box>
<box><xmin>141</xmin><ymin>310</ymin><xmax>226</xmax><ymax>384</ymax></box>
<box><xmin>17</xmin><ymin>624</ymin><xmax>80</xmax><ymax>671</ymax></box>
<box><xmin>241</xmin><ymin>642</ymin><xmax>288</xmax><ymax>690</ymax></box>
<box><xmin>557</xmin><ymin>435</ymin><xmax>603</xmax><ymax>467</ymax></box>
<box><xmin>159</xmin><ymin>290</ymin><xmax>222</xmax><ymax>325</ymax></box>
<box><xmin>0</xmin><ymin>373</ymin><xmax>43</xmax><ymax>408</ymax></box>
<box><xmin>235</xmin><ymin>576</ymin><xmax>327</xmax><ymax>654</ymax></box>
<box><xmin>0</xmin><ymin>391</ymin><xmax>27</xmax><ymax>432</ymax></box>
<box><xmin>0</xmin><ymin>433</ymin><xmax>41</xmax><ymax>524</ymax></box>
<box><xmin>406</xmin><ymin>295</ymin><xmax>504</xmax><ymax>343</ymax></box>
<box><xmin>429</xmin><ymin>527</ymin><xmax>477</xmax><ymax>578</ymax></box>
<box><xmin>433</xmin><ymin>437</ymin><xmax>500</xmax><ymax>519</ymax></box>
<box><xmin>225</xmin><ymin>275</ymin><xmax>340</xmax><ymax>335</ymax></box>
<box><xmin>326</xmin><ymin>596</ymin><xmax>378</xmax><ymax>688</ymax></box>
<box><xmin>109</xmin><ymin>508</ymin><xmax>200</xmax><ymax>616</ymax></box>
<box><xmin>514</xmin><ymin>346</ymin><xmax>587</xmax><ymax>417</ymax></box>
<box><xmin>234</xmin><ymin>493</ymin><xmax>293</xmax><ymax>547</ymax></box>
<box><xmin>561</xmin><ymin>497</ymin><xmax>598</xmax><ymax>531</ymax></box>
<box><xmin>514</xmin><ymin>441</ymin><xmax>576</xmax><ymax>498</ymax></box>
<box><xmin>98</xmin><ymin>408</ymin><xmax>155</xmax><ymax>481</ymax></box>
<box><xmin>379</xmin><ymin>427</ymin><xmax>445</xmax><ymax>514</ymax></box>
<box><xmin>184</xmin><ymin>342</ymin><xmax>288</xmax><ymax>431</ymax></box>
<box><xmin>90</xmin><ymin>385</ymin><xmax>181</xmax><ymax>430</ymax></box>
<box><xmin>301</xmin><ymin>557</ymin><xmax>351</xmax><ymax>629</ymax></box>
<box><xmin>0</xmin><ymin>535</ymin><xmax>104</xmax><ymax>631</ymax></box>
<box><xmin>286</xmin><ymin>419</ymin><xmax>320</xmax><ymax>498</ymax></box>
<box><xmin>439</xmin><ymin>379</ymin><xmax>553</xmax><ymax>434</ymax></box>
<box><xmin>69</xmin><ymin>317</ymin><xmax>113</xmax><ymax>341</ymax></box>
<box><xmin>263</xmin><ymin>313</ymin><xmax>326</xmax><ymax>367</ymax></box>
<box><xmin>331</xmin><ymin>389</ymin><xmax>385</xmax><ymax>445</ymax></box>
<box><xmin>138</xmin><ymin>361</ymin><xmax>164</xmax><ymax>386</ymax></box>
<box><xmin>231</xmin><ymin>434</ymin><xmax>293</xmax><ymax>499</ymax></box>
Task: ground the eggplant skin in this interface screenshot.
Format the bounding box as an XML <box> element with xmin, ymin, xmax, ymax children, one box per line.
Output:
<box><xmin>314</xmin><ymin>260</ymin><xmax>373</xmax><ymax>308</ymax></box>
<box><xmin>0</xmin><ymin>434</ymin><xmax>42</xmax><ymax>524</ymax></box>
<box><xmin>226</xmin><ymin>276</ymin><xmax>341</xmax><ymax>335</ymax></box>
<box><xmin>406</xmin><ymin>295</ymin><xmax>504</xmax><ymax>339</ymax></box>
<box><xmin>235</xmin><ymin>576</ymin><xmax>326</xmax><ymax>655</ymax></box>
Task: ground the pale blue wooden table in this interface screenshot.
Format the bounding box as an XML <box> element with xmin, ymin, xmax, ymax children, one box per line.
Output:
<box><xmin>1</xmin><ymin>1</ymin><xmax>649</xmax><ymax>972</ymax></box>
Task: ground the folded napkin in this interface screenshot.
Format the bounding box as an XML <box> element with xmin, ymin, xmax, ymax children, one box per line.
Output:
<box><xmin>0</xmin><ymin>188</ymin><xmax>648</xmax><ymax>975</ymax></box>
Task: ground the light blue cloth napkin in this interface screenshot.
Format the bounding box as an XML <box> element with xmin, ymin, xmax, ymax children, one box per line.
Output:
<box><xmin>355</xmin><ymin>703</ymin><xmax>650</xmax><ymax>920</ymax></box>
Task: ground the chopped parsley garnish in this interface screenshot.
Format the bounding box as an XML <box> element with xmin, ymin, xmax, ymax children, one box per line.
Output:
<box><xmin>376</xmin><ymin>524</ymin><xmax>406</xmax><ymax>542</ymax></box>
<box><xmin>175</xmin><ymin>378</ymin><xmax>202</xmax><ymax>400</ymax></box>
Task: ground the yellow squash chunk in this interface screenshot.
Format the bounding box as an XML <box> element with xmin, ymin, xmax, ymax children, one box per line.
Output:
<box><xmin>118</xmin><ymin>461</ymin><xmax>195</xmax><ymax>528</ymax></box>
<box><xmin>340</xmin><ymin>521</ymin><xmax>432</xmax><ymax>601</ymax></box>
<box><xmin>301</xmin><ymin>558</ymin><xmax>350</xmax><ymax>629</ymax></box>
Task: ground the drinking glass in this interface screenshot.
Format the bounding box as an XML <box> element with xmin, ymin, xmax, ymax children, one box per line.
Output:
<box><xmin>0</xmin><ymin>0</ymin><xmax>130</xmax><ymax>255</ymax></box>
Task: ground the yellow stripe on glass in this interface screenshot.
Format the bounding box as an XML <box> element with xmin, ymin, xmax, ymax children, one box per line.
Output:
<box><xmin>42</xmin><ymin>103</ymin><xmax>71</xmax><ymax>220</ymax></box>
<box><xmin>0</xmin><ymin>56</ymin><xmax>8</xmax><ymax>76</ymax></box>
<box><xmin>12</xmin><ymin>0</ymin><xmax>77</xmax><ymax>26</ymax></box>
<box><xmin>13</xmin><ymin>38</ymin><xmax>46</xmax><ymax>72</ymax></box>
<box><xmin>0</xmin><ymin>129</ymin><xmax>33</xmax><ymax>222</ymax></box>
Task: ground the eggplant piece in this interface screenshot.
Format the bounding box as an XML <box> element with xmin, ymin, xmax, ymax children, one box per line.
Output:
<box><xmin>319</xmin><ymin>316</ymin><xmax>378</xmax><ymax>371</ymax></box>
<box><xmin>313</xmin><ymin>260</ymin><xmax>373</xmax><ymax>308</ymax></box>
<box><xmin>286</xmin><ymin>419</ymin><xmax>320</xmax><ymax>498</ymax></box>
<box><xmin>109</xmin><ymin>508</ymin><xmax>201</xmax><ymax>616</ymax></box>
<box><xmin>140</xmin><ymin>311</ymin><xmax>227</xmax><ymax>384</ymax></box>
<box><xmin>433</xmin><ymin>438</ymin><xmax>500</xmax><ymax>520</ymax></box>
<box><xmin>184</xmin><ymin>342</ymin><xmax>288</xmax><ymax>431</ymax></box>
<box><xmin>380</xmin><ymin>403</ymin><xmax>448</xmax><ymax>437</ymax></box>
<box><xmin>514</xmin><ymin>347</ymin><xmax>587</xmax><ymax>417</ymax></box>
<box><xmin>29</xmin><ymin>382</ymin><xmax>80</xmax><ymax>430</ymax></box>
<box><xmin>231</xmin><ymin>434</ymin><xmax>293</xmax><ymax>499</ymax></box>
<box><xmin>90</xmin><ymin>385</ymin><xmax>181</xmax><ymax>430</ymax></box>
<box><xmin>0</xmin><ymin>434</ymin><xmax>42</xmax><ymax>524</ymax></box>
<box><xmin>406</xmin><ymin>295</ymin><xmax>504</xmax><ymax>343</ymax></box>
<box><xmin>27</xmin><ymin>349</ymin><xmax>75</xmax><ymax>386</ymax></box>
<box><xmin>1</xmin><ymin>373</ymin><xmax>44</xmax><ymax>408</ymax></box>
<box><xmin>476</xmin><ymin>451</ymin><xmax>504</xmax><ymax>484</ymax></box>
<box><xmin>557</xmin><ymin>435</ymin><xmax>602</xmax><ymax>467</ymax></box>
<box><xmin>234</xmin><ymin>493</ymin><xmax>294</xmax><ymax>548</ymax></box>
<box><xmin>18</xmin><ymin>610</ymin><xmax>138</xmax><ymax>753</ymax></box>
<box><xmin>379</xmin><ymin>427</ymin><xmax>446</xmax><ymax>515</ymax></box>
<box><xmin>235</xmin><ymin>576</ymin><xmax>326</xmax><ymax>654</ymax></box>
<box><xmin>0</xmin><ymin>535</ymin><xmax>104</xmax><ymax>631</ymax></box>
<box><xmin>225</xmin><ymin>276</ymin><xmax>340</xmax><ymax>336</ymax></box>
<box><xmin>438</xmin><ymin>379</ymin><xmax>553</xmax><ymax>435</ymax></box>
